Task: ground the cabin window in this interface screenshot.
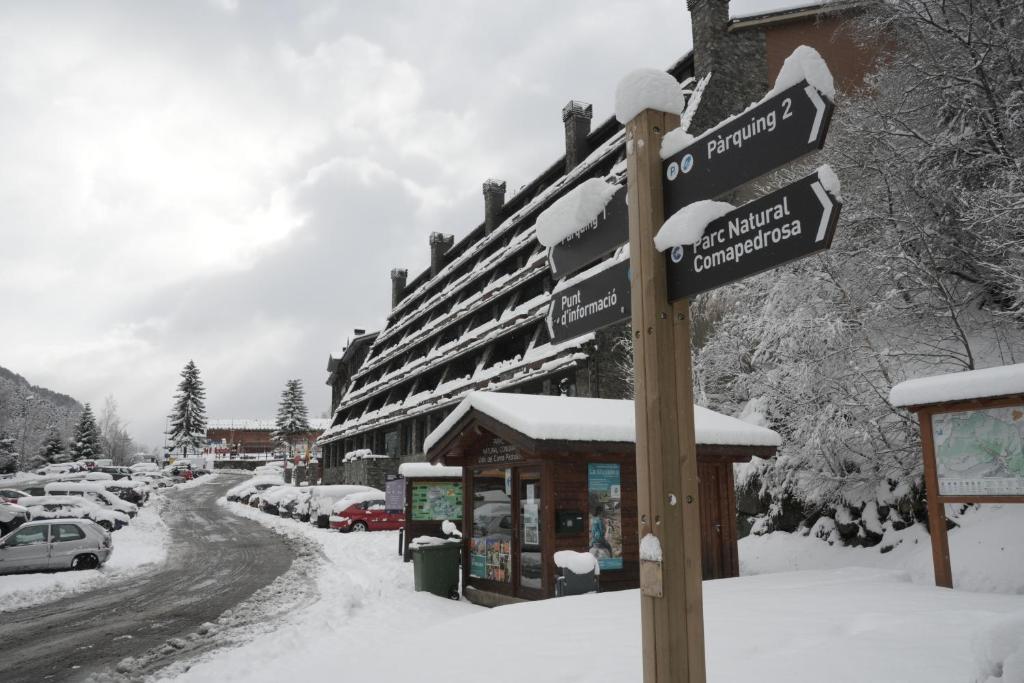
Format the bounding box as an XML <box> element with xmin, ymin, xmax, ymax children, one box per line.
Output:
<box><xmin>469</xmin><ymin>468</ymin><xmax>512</xmax><ymax>583</ymax></box>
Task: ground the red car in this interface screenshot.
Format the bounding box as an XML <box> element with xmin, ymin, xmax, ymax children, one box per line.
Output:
<box><xmin>329</xmin><ymin>492</ymin><xmax>404</xmax><ymax>532</ymax></box>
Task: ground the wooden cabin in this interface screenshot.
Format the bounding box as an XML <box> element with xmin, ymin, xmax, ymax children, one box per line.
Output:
<box><xmin>396</xmin><ymin>462</ymin><xmax>464</xmax><ymax>560</ymax></box>
<box><xmin>424</xmin><ymin>392</ymin><xmax>780</xmax><ymax>606</ymax></box>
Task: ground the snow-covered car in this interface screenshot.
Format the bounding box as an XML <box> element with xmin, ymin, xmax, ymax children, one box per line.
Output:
<box><xmin>289</xmin><ymin>488</ymin><xmax>315</xmax><ymax>522</ymax></box>
<box><xmin>0</xmin><ymin>501</ymin><xmax>31</xmax><ymax>535</ymax></box>
<box><xmin>35</xmin><ymin>463</ymin><xmax>76</xmax><ymax>476</ymax></box>
<box><xmin>96</xmin><ymin>465</ymin><xmax>133</xmax><ymax>480</ymax></box>
<box><xmin>253</xmin><ymin>463</ymin><xmax>285</xmax><ymax>477</ymax></box>
<box><xmin>0</xmin><ymin>519</ymin><xmax>112</xmax><ymax>574</ymax></box>
<box><xmin>225</xmin><ymin>475</ymin><xmax>285</xmax><ymax>504</ymax></box>
<box><xmin>132</xmin><ymin>472</ymin><xmax>172</xmax><ymax>488</ymax></box>
<box><xmin>307</xmin><ymin>485</ymin><xmax>379</xmax><ymax>528</ymax></box>
<box><xmin>103</xmin><ymin>479</ymin><xmax>150</xmax><ymax>505</ymax></box>
<box><xmin>0</xmin><ymin>488</ymin><xmax>30</xmax><ymax>504</ymax></box>
<box><xmin>17</xmin><ymin>495</ymin><xmax>130</xmax><ymax>531</ymax></box>
<box><xmin>329</xmin><ymin>491</ymin><xmax>400</xmax><ymax>532</ymax></box>
<box><xmin>43</xmin><ymin>482</ymin><xmax>139</xmax><ymax>518</ymax></box>
<box><xmin>256</xmin><ymin>485</ymin><xmax>297</xmax><ymax>515</ymax></box>
<box><xmin>129</xmin><ymin>462</ymin><xmax>161</xmax><ymax>474</ymax></box>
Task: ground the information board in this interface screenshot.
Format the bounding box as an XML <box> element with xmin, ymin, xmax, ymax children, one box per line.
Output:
<box><xmin>932</xmin><ymin>405</ymin><xmax>1024</xmax><ymax>497</ymax></box>
<box><xmin>410</xmin><ymin>481</ymin><xmax>464</xmax><ymax>521</ymax></box>
<box><xmin>588</xmin><ymin>463</ymin><xmax>623</xmax><ymax>571</ymax></box>
<box><xmin>384</xmin><ymin>477</ymin><xmax>405</xmax><ymax>513</ymax></box>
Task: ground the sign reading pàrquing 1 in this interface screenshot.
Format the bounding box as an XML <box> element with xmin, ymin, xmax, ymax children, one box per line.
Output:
<box><xmin>548</xmin><ymin>185</ymin><xmax>629</xmax><ymax>280</ymax></box>
<box><xmin>931</xmin><ymin>404</ymin><xmax>1024</xmax><ymax>497</ymax></box>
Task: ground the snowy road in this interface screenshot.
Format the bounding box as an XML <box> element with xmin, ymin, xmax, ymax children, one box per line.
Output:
<box><xmin>0</xmin><ymin>475</ymin><xmax>298</xmax><ymax>683</ymax></box>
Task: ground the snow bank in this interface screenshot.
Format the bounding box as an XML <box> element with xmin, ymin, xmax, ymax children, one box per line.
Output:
<box><xmin>640</xmin><ymin>533</ymin><xmax>663</xmax><ymax>562</ymax></box>
<box><xmin>890</xmin><ymin>362</ymin><xmax>1024</xmax><ymax>408</ymax></box>
<box><xmin>554</xmin><ymin>550</ymin><xmax>600</xmax><ymax>576</ymax></box>
<box><xmin>424</xmin><ymin>392</ymin><xmax>782</xmax><ymax>454</ymax></box>
<box><xmin>972</xmin><ymin>614</ymin><xmax>1024</xmax><ymax>683</ymax></box>
<box><xmin>653</xmin><ymin>199</ymin><xmax>735</xmax><ymax>252</ymax></box>
<box><xmin>533</xmin><ymin>178</ymin><xmax>619</xmax><ymax>248</ymax></box>
<box><xmin>0</xmin><ymin>495</ymin><xmax>170</xmax><ymax>613</ymax></box>
<box><xmin>770</xmin><ymin>44</ymin><xmax>835</xmax><ymax>101</ymax></box>
<box><xmin>397</xmin><ymin>462</ymin><xmax>462</xmax><ymax>479</ymax></box>
<box><xmin>615</xmin><ymin>68</ymin><xmax>685</xmax><ymax>124</ymax></box>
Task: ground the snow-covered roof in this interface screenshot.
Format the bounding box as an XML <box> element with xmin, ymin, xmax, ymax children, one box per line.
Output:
<box><xmin>398</xmin><ymin>463</ymin><xmax>462</xmax><ymax>479</ymax></box>
<box><xmin>424</xmin><ymin>391</ymin><xmax>782</xmax><ymax>454</ymax></box>
<box><xmin>208</xmin><ymin>419</ymin><xmax>331</xmax><ymax>432</ymax></box>
<box><xmin>889</xmin><ymin>363</ymin><xmax>1024</xmax><ymax>408</ymax></box>
<box><xmin>728</xmin><ymin>0</ymin><xmax>838</xmax><ymax>21</ymax></box>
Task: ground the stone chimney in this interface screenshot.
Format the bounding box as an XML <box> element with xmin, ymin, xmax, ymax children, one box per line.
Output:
<box><xmin>353</xmin><ymin>328</ymin><xmax>365</xmax><ymax>336</ymax></box>
<box><xmin>428</xmin><ymin>232</ymin><xmax>454</xmax><ymax>277</ymax></box>
<box><xmin>482</xmin><ymin>179</ymin><xmax>506</xmax><ymax>234</ymax></box>
<box><xmin>686</xmin><ymin>0</ymin><xmax>768</xmax><ymax>133</ymax></box>
<box><xmin>390</xmin><ymin>268</ymin><xmax>407</xmax><ymax>308</ymax></box>
<box><xmin>562</xmin><ymin>100</ymin><xmax>593</xmax><ymax>172</ymax></box>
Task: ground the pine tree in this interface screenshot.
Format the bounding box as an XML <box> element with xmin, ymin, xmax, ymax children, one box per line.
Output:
<box><xmin>69</xmin><ymin>403</ymin><xmax>103</xmax><ymax>460</ymax></box>
<box><xmin>0</xmin><ymin>430</ymin><xmax>18</xmax><ymax>474</ymax></box>
<box><xmin>273</xmin><ymin>379</ymin><xmax>310</xmax><ymax>456</ymax></box>
<box><xmin>167</xmin><ymin>360</ymin><xmax>207</xmax><ymax>458</ymax></box>
<box><xmin>39</xmin><ymin>427</ymin><xmax>68</xmax><ymax>463</ymax></box>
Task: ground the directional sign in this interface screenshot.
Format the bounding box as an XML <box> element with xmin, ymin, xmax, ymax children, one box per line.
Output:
<box><xmin>547</xmin><ymin>258</ymin><xmax>630</xmax><ymax>343</ymax></box>
<box><xmin>662</xmin><ymin>80</ymin><xmax>833</xmax><ymax>215</ymax></box>
<box><xmin>665</xmin><ymin>168</ymin><xmax>841</xmax><ymax>302</ymax></box>
<box><xmin>548</xmin><ymin>185</ymin><xmax>629</xmax><ymax>280</ymax></box>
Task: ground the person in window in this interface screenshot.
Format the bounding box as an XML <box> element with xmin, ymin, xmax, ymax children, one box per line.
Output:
<box><xmin>589</xmin><ymin>504</ymin><xmax>612</xmax><ymax>559</ymax></box>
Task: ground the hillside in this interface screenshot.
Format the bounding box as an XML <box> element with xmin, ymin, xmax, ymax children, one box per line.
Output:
<box><xmin>0</xmin><ymin>364</ymin><xmax>83</xmax><ymax>468</ymax></box>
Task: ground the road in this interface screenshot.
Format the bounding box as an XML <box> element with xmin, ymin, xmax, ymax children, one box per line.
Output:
<box><xmin>0</xmin><ymin>475</ymin><xmax>298</xmax><ymax>682</ymax></box>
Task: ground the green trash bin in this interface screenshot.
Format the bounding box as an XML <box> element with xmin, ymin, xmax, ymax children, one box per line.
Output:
<box><xmin>412</xmin><ymin>540</ymin><xmax>461</xmax><ymax>600</ymax></box>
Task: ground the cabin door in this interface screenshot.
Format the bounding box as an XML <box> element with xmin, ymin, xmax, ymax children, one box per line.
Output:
<box><xmin>698</xmin><ymin>461</ymin><xmax>740</xmax><ymax>580</ymax></box>
<box><xmin>516</xmin><ymin>468</ymin><xmax>544</xmax><ymax>598</ymax></box>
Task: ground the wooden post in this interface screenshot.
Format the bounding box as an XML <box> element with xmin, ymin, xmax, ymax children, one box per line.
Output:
<box><xmin>918</xmin><ymin>409</ymin><xmax>953</xmax><ymax>588</ymax></box>
<box><xmin>626</xmin><ymin>107</ymin><xmax>707</xmax><ymax>683</ymax></box>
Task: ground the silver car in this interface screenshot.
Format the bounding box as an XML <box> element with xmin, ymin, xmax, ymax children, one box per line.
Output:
<box><xmin>0</xmin><ymin>518</ymin><xmax>112</xmax><ymax>573</ymax></box>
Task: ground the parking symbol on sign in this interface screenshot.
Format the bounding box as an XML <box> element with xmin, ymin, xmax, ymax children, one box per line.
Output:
<box><xmin>681</xmin><ymin>153</ymin><xmax>694</xmax><ymax>173</ymax></box>
<box><xmin>666</xmin><ymin>162</ymin><xmax>679</xmax><ymax>181</ymax></box>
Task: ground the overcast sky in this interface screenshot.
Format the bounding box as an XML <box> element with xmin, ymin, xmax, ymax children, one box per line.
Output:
<box><xmin>0</xmin><ymin>0</ymin><xmax>755</xmax><ymax>448</ymax></box>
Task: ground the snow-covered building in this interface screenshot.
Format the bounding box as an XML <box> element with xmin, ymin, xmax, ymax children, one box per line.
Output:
<box><xmin>207</xmin><ymin>418</ymin><xmax>331</xmax><ymax>458</ymax></box>
<box><xmin>326</xmin><ymin>328</ymin><xmax>378</xmax><ymax>415</ymax></box>
<box><xmin>317</xmin><ymin>0</ymin><xmax>875</xmax><ymax>473</ymax></box>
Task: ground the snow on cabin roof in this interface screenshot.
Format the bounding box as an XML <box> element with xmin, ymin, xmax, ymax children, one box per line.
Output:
<box><xmin>889</xmin><ymin>363</ymin><xmax>1024</xmax><ymax>409</ymax></box>
<box><xmin>728</xmin><ymin>0</ymin><xmax>838</xmax><ymax>21</ymax></box>
<box><xmin>208</xmin><ymin>419</ymin><xmax>332</xmax><ymax>432</ymax></box>
<box><xmin>423</xmin><ymin>391</ymin><xmax>782</xmax><ymax>454</ymax></box>
<box><xmin>398</xmin><ymin>463</ymin><xmax>462</xmax><ymax>479</ymax></box>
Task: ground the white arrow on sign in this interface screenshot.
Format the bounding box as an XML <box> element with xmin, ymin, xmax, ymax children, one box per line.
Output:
<box><xmin>805</xmin><ymin>85</ymin><xmax>826</xmax><ymax>144</ymax></box>
<box><xmin>811</xmin><ymin>180</ymin><xmax>834</xmax><ymax>242</ymax></box>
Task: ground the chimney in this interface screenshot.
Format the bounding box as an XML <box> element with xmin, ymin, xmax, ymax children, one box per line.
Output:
<box><xmin>482</xmin><ymin>179</ymin><xmax>506</xmax><ymax>234</ymax></box>
<box><xmin>686</xmin><ymin>0</ymin><xmax>768</xmax><ymax>133</ymax></box>
<box><xmin>562</xmin><ymin>100</ymin><xmax>593</xmax><ymax>172</ymax></box>
<box><xmin>353</xmin><ymin>328</ymin><xmax>365</xmax><ymax>336</ymax></box>
<box><xmin>428</xmin><ymin>232</ymin><xmax>454</xmax><ymax>277</ymax></box>
<box><xmin>390</xmin><ymin>268</ymin><xmax>407</xmax><ymax>308</ymax></box>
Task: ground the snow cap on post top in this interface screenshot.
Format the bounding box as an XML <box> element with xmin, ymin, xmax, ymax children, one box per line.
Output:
<box><xmin>615</xmin><ymin>68</ymin><xmax>685</xmax><ymax>124</ymax></box>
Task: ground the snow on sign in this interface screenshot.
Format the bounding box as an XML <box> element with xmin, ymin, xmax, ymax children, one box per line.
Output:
<box><xmin>662</xmin><ymin>79</ymin><xmax>834</xmax><ymax>215</ymax></box>
<box><xmin>932</xmin><ymin>406</ymin><xmax>1024</xmax><ymax>497</ymax></box>
<box><xmin>548</xmin><ymin>184</ymin><xmax>629</xmax><ymax>280</ymax></box>
<box><xmin>547</xmin><ymin>259</ymin><xmax>630</xmax><ymax>343</ymax></box>
<box><xmin>663</xmin><ymin>168</ymin><xmax>841</xmax><ymax>302</ymax></box>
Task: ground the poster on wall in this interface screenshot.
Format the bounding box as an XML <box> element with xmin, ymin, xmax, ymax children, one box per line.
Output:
<box><xmin>470</xmin><ymin>537</ymin><xmax>511</xmax><ymax>582</ymax></box>
<box><xmin>410</xmin><ymin>482</ymin><xmax>463</xmax><ymax>521</ymax></box>
<box><xmin>932</xmin><ymin>405</ymin><xmax>1024</xmax><ymax>497</ymax></box>
<box><xmin>523</xmin><ymin>502</ymin><xmax>540</xmax><ymax>545</ymax></box>
<box><xmin>384</xmin><ymin>478</ymin><xmax>405</xmax><ymax>513</ymax></box>
<box><xmin>588</xmin><ymin>463</ymin><xmax>623</xmax><ymax>570</ymax></box>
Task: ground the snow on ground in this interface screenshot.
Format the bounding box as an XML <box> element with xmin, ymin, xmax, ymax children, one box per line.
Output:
<box><xmin>158</xmin><ymin>501</ymin><xmax>481</xmax><ymax>682</ymax></box>
<box><xmin>741</xmin><ymin>504</ymin><xmax>1024</xmax><ymax>594</ymax></box>
<box><xmin>159</xmin><ymin>502</ymin><xmax>1024</xmax><ymax>683</ymax></box>
<box><xmin>0</xmin><ymin>488</ymin><xmax>172</xmax><ymax>613</ymax></box>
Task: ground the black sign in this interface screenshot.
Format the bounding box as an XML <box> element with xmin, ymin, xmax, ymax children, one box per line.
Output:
<box><xmin>548</xmin><ymin>185</ymin><xmax>629</xmax><ymax>280</ymax></box>
<box><xmin>547</xmin><ymin>259</ymin><xmax>630</xmax><ymax>343</ymax></box>
<box><xmin>665</xmin><ymin>169</ymin><xmax>841</xmax><ymax>302</ymax></box>
<box><xmin>662</xmin><ymin>80</ymin><xmax>834</xmax><ymax>215</ymax></box>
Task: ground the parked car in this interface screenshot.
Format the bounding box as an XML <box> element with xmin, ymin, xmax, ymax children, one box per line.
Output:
<box><xmin>103</xmin><ymin>480</ymin><xmax>150</xmax><ymax>505</ymax></box>
<box><xmin>96</xmin><ymin>466</ymin><xmax>133</xmax><ymax>480</ymax></box>
<box><xmin>132</xmin><ymin>472</ymin><xmax>172</xmax><ymax>488</ymax></box>
<box><xmin>225</xmin><ymin>475</ymin><xmax>285</xmax><ymax>504</ymax></box>
<box><xmin>0</xmin><ymin>501</ymin><xmax>31</xmax><ymax>535</ymax></box>
<box><xmin>129</xmin><ymin>462</ymin><xmax>161</xmax><ymax>474</ymax></box>
<box><xmin>256</xmin><ymin>485</ymin><xmax>295</xmax><ymax>515</ymax></box>
<box><xmin>289</xmin><ymin>488</ymin><xmax>315</xmax><ymax>522</ymax></box>
<box><xmin>307</xmin><ymin>485</ymin><xmax>379</xmax><ymax>528</ymax></box>
<box><xmin>35</xmin><ymin>463</ymin><xmax>76</xmax><ymax>476</ymax></box>
<box><xmin>0</xmin><ymin>519</ymin><xmax>112</xmax><ymax>574</ymax></box>
<box><xmin>0</xmin><ymin>488</ymin><xmax>30</xmax><ymax>504</ymax></box>
<box><xmin>329</xmin><ymin>491</ymin><xmax>403</xmax><ymax>532</ymax></box>
<box><xmin>17</xmin><ymin>496</ymin><xmax>130</xmax><ymax>531</ymax></box>
<box><xmin>43</xmin><ymin>482</ymin><xmax>139</xmax><ymax>518</ymax></box>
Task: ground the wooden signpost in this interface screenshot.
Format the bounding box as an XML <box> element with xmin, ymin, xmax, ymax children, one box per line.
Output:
<box><xmin>540</xmin><ymin>60</ymin><xmax>839</xmax><ymax>683</ymax></box>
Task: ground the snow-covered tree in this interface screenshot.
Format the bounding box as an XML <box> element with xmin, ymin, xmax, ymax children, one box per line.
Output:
<box><xmin>69</xmin><ymin>403</ymin><xmax>103</xmax><ymax>460</ymax></box>
<box><xmin>39</xmin><ymin>427</ymin><xmax>68</xmax><ymax>463</ymax></box>
<box><xmin>167</xmin><ymin>360</ymin><xmax>207</xmax><ymax>459</ymax></box>
<box><xmin>274</xmin><ymin>379</ymin><xmax>310</xmax><ymax>456</ymax></box>
<box><xmin>99</xmin><ymin>395</ymin><xmax>136</xmax><ymax>465</ymax></box>
<box><xmin>0</xmin><ymin>430</ymin><xmax>18</xmax><ymax>474</ymax></box>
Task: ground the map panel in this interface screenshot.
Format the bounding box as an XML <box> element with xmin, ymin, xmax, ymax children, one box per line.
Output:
<box><xmin>931</xmin><ymin>405</ymin><xmax>1024</xmax><ymax>497</ymax></box>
